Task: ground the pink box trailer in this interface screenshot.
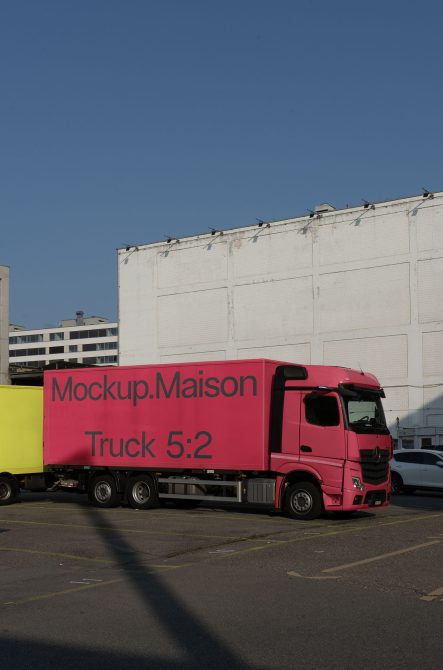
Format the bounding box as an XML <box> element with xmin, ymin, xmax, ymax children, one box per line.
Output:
<box><xmin>43</xmin><ymin>360</ymin><xmax>391</xmax><ymax>520</ymax></box>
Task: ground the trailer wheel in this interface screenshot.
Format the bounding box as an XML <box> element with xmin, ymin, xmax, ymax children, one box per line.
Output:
<box><xmin>89</xmin><ymin>475</ymin><xmax>120</xmax><ymax>508</ymax></box>
<box><xmin>284</xmin><ymin>481</ymin><xmax>322</xmax><ymax>520</ymax></box>
<box><xmin>126</xmin><ymin>474</ymin><xmax>158</xmax><ymax>510</ymax></box>
<box><xmin>0</xmin><ymin>476</ymin><xmax>19</xmax><ymax>506</ymax></box>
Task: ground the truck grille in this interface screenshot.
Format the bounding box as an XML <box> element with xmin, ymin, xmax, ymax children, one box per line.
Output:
<box><xmin>359</xmin><ymin>448</ymin><xmax>390</xmax><ymax>484</ymax></box>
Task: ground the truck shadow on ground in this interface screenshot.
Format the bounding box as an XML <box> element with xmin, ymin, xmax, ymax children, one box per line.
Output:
<box><xmin>20</xmin><ymin>490</ymin><xmax>390</xmax><ymax>520</ymax></box>
<box><xmin>81</xmin><ymin>504</ymin><xmax>254</xmax><ymax>669</ymax></box>
<box><xmin>0</xmin><ymin>637</ymin><xmax>250</xmax><ymax>670</ymax></box>
<box><xmin>18</xmin><ymin>492</ymin><xmax>383</xmax><ymax>521</ymax></box>
<box><xmin>1</xmin><ymin>499</ymin><xmax>265</xmax><ymax>670</ymax></box>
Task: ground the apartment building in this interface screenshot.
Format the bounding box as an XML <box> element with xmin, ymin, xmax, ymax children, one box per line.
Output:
<box><xmin>9</xmin><ymin>311</ymin><xmax>118</xmax><ymax>367</ymax></box>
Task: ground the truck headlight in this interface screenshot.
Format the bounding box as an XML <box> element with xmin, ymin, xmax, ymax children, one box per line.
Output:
<box><xmin>352</xmin><ymin>476</ymin><xmax>364</xmax><ymax>491</ymax></box>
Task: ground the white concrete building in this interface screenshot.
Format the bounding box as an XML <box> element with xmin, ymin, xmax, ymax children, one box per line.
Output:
<box><xmin>0</xmin><ymin>266</ymin><xmax>9</xmax><ymax>384</ymax></box>
<box><xmin>117</xmin><ymin>191</ymin><xmax>443</xmax><ymax>448</ymax></box>
<box><xmin>9</xmin><ymin>311</ymin><xmax>118</xmax><ymax>367</ymax></box>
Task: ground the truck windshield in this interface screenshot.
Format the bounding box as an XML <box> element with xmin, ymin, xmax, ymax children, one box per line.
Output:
<box><xmin>341</xmin><ymin>389</ymin><xmax>389</xmax><ymax>434</ymax></box>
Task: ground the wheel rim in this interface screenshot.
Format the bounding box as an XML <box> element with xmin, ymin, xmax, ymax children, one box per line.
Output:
<box><xmin>95</xmin><ymin>481</ymin><xmax>112</xmax><ymax>503</ymax></box>
<box><xmin>0</xmin><ymin>482</ymin><xmax>11</xmax><ymax>501</ymax></box>
<box><xmin>132</xmin><ymin>482</ymin><xmax>150</xmax><ymax>504</ymax></box>
<box><xmin>291</xmin><ymin>489</ymin><xmax>313</xmax><ymax>514</ymax></box>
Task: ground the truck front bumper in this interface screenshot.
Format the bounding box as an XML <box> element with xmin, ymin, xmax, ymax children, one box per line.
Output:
<box><xmin>322</xmin><ymin>486</ymin><xmax>390</xmax><ymax>511</ymax></box>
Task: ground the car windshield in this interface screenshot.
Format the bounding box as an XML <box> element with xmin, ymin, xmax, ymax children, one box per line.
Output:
<box><xmin>341</xmin><ymin>389</ymin><xmax>389</xmax><ymax>434</ymax></box>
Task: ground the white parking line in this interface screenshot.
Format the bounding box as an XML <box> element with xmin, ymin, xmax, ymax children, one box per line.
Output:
<box><xmin>421</xmin><ymin>586</ymin><xmax>443</xmax><ymax>602</ymax></box>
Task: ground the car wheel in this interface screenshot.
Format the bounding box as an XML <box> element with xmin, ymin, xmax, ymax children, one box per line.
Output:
<box><xmin>391</xmin><ymin>472</ymin><xmax>403</xmax><ymax>495</ymax></box>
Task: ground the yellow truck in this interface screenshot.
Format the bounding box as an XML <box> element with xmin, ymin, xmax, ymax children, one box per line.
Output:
<box><xmin>0</xmin><ymin>385</ymin><xmax>44</xmax><ymax>504</ymax></box>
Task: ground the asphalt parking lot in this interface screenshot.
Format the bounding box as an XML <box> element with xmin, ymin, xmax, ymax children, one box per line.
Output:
<box><xmin>0</xmin><ymin>492</ymin><xmax>442</xmax><ymax>669</ymax></box>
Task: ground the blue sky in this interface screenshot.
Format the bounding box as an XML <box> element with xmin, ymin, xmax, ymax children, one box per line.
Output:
<box><xmin>1</xmin><ymin>0</ymin><xmax>442</xmax><ymax>328</ymax></box>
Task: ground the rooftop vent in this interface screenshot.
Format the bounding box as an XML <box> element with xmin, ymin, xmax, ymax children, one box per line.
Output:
<box><xmin>314</xmin><ymin>203</ymin><xmax>336</xmax><ymax>214</ymax></box>
<box><xmin>75</xmin><ymin>310</ymin><xmax>85</xmax><ymax>326</ymax></box>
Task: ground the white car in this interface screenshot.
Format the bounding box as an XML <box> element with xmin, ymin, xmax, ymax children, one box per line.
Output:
<box><xmin>390</xmin><ymin>449</ymin><xmax>443</xmax><ymax>494</ymax></box>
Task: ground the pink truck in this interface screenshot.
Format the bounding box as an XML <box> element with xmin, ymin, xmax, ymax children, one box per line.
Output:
<box><xmin>43</xmin><ymin>359</ymin><xmax>391</xmax><ymax>519</ymax></box>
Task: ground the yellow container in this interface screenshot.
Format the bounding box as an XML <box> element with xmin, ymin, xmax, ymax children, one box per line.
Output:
<box><xmin>0</xmin><ymin>385</ymin><xmax>43</xmax><ymax>475</ymax></box>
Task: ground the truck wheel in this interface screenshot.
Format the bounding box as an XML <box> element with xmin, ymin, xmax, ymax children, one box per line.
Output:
<box><xmin>284</xmin><ymin>481</ymin><xmax>322</xmax><ymax>520</ymax></box>
<box><xmin>390</xmin><ymin>473</ymin><xmax>403</xmax><ymax>495</ymax></box>
<box><xmin>126</xmin><ymin>474</ymin><xmax>158</xmax><ymax>510</ymax></box>
<box><xmin>0</xmin><ymin>476</ymin><xmax>19</xmax><ymax>506</ymax></box>
<box><xmin>89</xmin><ymin>475</ymin><xmax>120</xmax><ymax>508</ymax></box>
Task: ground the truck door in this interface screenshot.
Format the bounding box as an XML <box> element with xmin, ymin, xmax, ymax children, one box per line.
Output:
<box><xmin>281</xmin><ymin>390</ymin><xmax>301</xmax><ymax>458</ymax></box>
<box><xmin>299</xmin><ymin>391</ymin><xmax>346</xmax><ymax>488</ymax></box>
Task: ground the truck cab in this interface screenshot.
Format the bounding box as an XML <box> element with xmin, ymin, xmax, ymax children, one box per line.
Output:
<box><xmin>271</xmin><ymin>365</ymin><xmax>391</xmax><ymax>518</ymax></box>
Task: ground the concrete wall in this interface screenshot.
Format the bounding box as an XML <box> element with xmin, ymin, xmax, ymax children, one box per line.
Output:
<box><xmin>0</xmin><ymin>266</ymin><xmax>10</xmax><ymax>384</ymax></box>
<box><xmin>117</xmin><ymin>192</ymin><xmax>443</xmax><ymax>442</ymax></box>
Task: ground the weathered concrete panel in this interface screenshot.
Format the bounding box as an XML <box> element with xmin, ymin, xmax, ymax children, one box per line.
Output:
<box><xmin>416</xmin><ymin>203</ymin><xmax>443</xmax><ymax>252</ymax></box>
<box><xmin>237</xmin><ymin>342</ymin><xmax>311</xmax><ymax>363</ymax></box>
<box><xmin>234</xmin><ymin>277</ymin><xmax>313</xmax><ymax>341</ymax></box>
<box><xmin>424</xmin><ymin>386</ymin><xmax>443</xmax><ymax>408</ymax></box>
<box><xmin>160</xmin><ymin>350</ymin><xmax>227</xmax><ymax>363</ymax></box>
<box><xmin>417</xmin><ymin>257</ymin><xmax>443</xmax><ymax>323</ymax></box>
<box><xmin>158</xmin><ymin>288</ymin><xmax>228</xmax><ymax>347</ymax></box>
<box><xmin>323</xmin><ymin>334</ymin><xmax>408</xmax><ymax>379</ymax></box>
<box><xmin>319</xmin><ymin>211</ymin><xmax>409</xmax><ymax>267</ymax></box>
<box><xmin>157</xmin><ymin>242</ymin><xmax>228</xmax><ymax>289</ymax></box>
<box><xmin>319</xmin><ymin>264</ymin><xmax>410</xmax><ymax>332</ymax></box>
<box><xmin>422</xmin><ymin>330</ymin><xmax>443</xmax><ymax>376</ymax></box>
<box><xmin>231</xmin><ymin>228</ymin><xmax>312</xmax><ymax>279</ymax></box>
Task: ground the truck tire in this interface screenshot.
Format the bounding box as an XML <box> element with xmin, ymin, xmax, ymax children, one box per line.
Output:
<box><xmin>284</xmin><ymin>481</ymin><xmax>322</xmax><ymax>520</ymax></box>
<box><xmin>126</xmin><ymin>474</ymin><xmax>158</xmax><ymax>510</ymax></box>
<box><xmin>89</xmin><ymin>474</ymin><xmax>120</xmax><ymax>508</ymax></box>
<box><xmin>0</xmin><ymin>476</ymin><xmax>19</xmax><ymax>506</ymax></box>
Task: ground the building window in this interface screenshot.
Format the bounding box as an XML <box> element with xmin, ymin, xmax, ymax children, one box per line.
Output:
<box><xmin>97</xmin><ymin>355</ymin><xmax>117</xmax><ymax>364</ymax></box>
<box><xmin>83</xmin><ymin>341</ymin><xmax>117</xmax><ymax>352</ymax></box>
<box><xmin>83</xmin><ymin>343</ymin><xmax>97</xmax><ymax>352</ymax></box>
<box><xmin>101</xmin><ymin>342</ymin><xmax>117</xmax><ymax>351</ymax></box>
<box><xmin>69</xmin><ymin>327</ymin><xmax>117</xmax><ymax>340</ymax></box>
<box><xmin>71</xmin><ymin>328</ymin><xmax>110</xmax><ymax>340</ymax></box>
<box><xmin>10</xmin><ymin>347</ymin><xmax>46</xmax><ymax>357</ymax></box>
<box><xmin>49</xmin><ymin>346</ymin><xmax>64</xmax><ymax>354</ymax></box>
<box><xmin>10</xmin><ymin>334</ymin><xmax>43</xmax><ymax>344</ymax></box>
<box><xmin>50</xmin><ymin>332</ymin><xmax>64</xmax><ymax>341</ymax></box>
<box><xmin>82</xmin><ymin>355</ymin><xmax>117</xmax><ymax>365</ymax></box>
<box><xmin>401</xmin><ymin>438</ymin><xmax>415</xmax><ymax>450</ymax></box>
<box><xmin>421</xmin><ymin>437</ymin><xmax>433</xmax><ymax>449</ymax></box>
<box><xmin>69</xmin><ymin>345</ymin><xmax>78</xmax><ymax>352</ymax></box>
